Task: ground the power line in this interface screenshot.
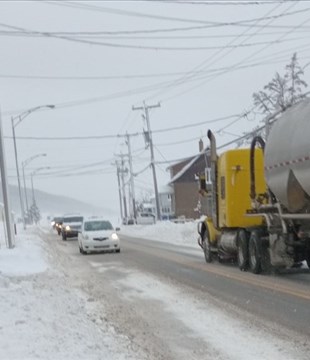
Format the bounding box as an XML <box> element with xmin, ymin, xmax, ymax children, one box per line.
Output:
<box><xmin>43</xmin><ymin>1</ymin><xmax>309</xmax><ymax>28</ymax></box>
<box><xmin>145</xmin><ymin>1</ymin><xmax>287</xmax><ymax>101</ymax></box>
<box><xmin>3</xmin><ymin>112</ymin><xmax>244</xmax><ymax>141</ymax></box>
<box><xmin>156</xmin><ymin>0</ymin><xmax>292</xmax><ymax>5</ymax></box>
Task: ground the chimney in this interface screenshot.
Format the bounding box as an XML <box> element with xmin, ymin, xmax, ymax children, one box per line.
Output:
<box><xmin>199</xmin><ymin>139</ymin><xmax>204</xmax><ymax>152</ymax></box>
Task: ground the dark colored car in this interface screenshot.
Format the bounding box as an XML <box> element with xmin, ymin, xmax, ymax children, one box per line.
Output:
<box><xmin>51</xmin><ymin>217</ymin><xmax>64</xmax><ymax>235</ymax></box>
<box><xmin>61</xmin><ymin>215</ymin><xmax>83</xmax><ymax>240</ymax></box>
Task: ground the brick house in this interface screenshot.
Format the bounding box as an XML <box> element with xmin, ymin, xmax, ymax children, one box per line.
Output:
<box><xmin>169</xmin><ymin>140</ymin><xmax>210</xmax><ymax>219</ymax></box>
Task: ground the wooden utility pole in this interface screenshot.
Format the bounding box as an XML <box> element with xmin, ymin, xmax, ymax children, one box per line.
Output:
<box><xmin>126</xmin><ymin>133</ymin><xmax>137</xmax><ymax>220</ymax></box>
<box><xmin>116</xmin><ymin>163</ymin><xmax>123</xmax><ymax>220</ymax></box>
<box><xmin>0</xmin><ymin>107</ymin><xmax>15</xmax><ymax>247</ymax></box>
<box><xmin>115</xmin><ymin>154</ymin><xmax>128</xmax><ymax>220</ymax></box>
<box><xmin>132</xmin><ymin>101</ymin><xmax>161</xmax><ymax>220</ymax></box>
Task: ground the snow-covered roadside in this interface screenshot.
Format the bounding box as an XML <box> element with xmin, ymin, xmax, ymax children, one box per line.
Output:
<box><xmin>0</xmin><ymin>225</ymin><xmax>147</xmax><ymax>360</ymax></box>
<box><xmin>119</xmin><ymin>220</ymin><xmax>199</xmax><ymax>248</ymax></box>
<box><xmin>1</xmin><ymin>221</ymin><xmax>309</xmax><ymax>360</ymax></box>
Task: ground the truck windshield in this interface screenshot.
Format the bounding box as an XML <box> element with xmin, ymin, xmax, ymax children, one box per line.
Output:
<box><xmin>64</xmin><ymin>217</ymin><xmax>83</xmax><ymax>223</ymax></box>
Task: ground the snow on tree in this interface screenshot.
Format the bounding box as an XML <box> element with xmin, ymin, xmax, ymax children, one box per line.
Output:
<box><xmin>252</xmin><ymin>53</ymin><xmax>308</xmax><ymax>115</ymax></box>
<box><xmin>236</xmin><ymin>53</ymin><xmax>309</xmax><ymax>146</ymax></box>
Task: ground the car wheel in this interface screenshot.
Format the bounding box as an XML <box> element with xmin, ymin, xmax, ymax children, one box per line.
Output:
<box><xmin>237</xmin><ymin>229</ymin><xmax>249</xmax><ymax>271</ymax></box>
<box><xmin>202</xmin><ymin>228</ymin><xmax>212</xmax><ymax>263</ymax></box>
<box><xmin>249</xmin><ymin>230</ymin><xmax>262</xmax><ymax>274</ymax></box>
<box><xmin>115</xmin><ymin>249</ymin><xmax>121</xmax><ymax>253</ymax></box>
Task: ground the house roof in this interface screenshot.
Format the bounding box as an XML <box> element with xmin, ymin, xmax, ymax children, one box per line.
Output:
<box><xmin>169</xmin><ymin>147</ymin><xmax>209</xmax><ymax>184</ymax></box>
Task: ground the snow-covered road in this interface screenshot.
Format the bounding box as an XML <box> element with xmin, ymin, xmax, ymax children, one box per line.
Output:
<box><xmin>0</xmin><ymin>221</ymin><xmax>309</xmax><ymax>360</ymax></box>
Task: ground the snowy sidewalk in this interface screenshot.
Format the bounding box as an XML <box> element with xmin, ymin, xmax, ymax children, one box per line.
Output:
<box><xmin>0</xmin><ymin>229</ymin><xmax>145</xmax><ymax>360</ymax></box>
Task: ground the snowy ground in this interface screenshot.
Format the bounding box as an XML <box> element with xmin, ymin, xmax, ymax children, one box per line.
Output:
<box><xmin>0</xmin><ymin>219</ymin><xmax>309</xmax><ymax>360</ymax></box>
<box><xmin>119</xmin><ymin>220</ymin><xmax>199</xmax><ymax>248</ymax></box>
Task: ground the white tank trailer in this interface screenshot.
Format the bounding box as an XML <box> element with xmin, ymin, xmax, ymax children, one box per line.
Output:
<box><xmin>252</xmin><ymin>99</ymin><xmax>310</xmax><ymax>270</ymax></box>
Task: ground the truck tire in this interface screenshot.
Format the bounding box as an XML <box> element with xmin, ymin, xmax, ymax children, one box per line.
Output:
<box><xmin>249</xmin><ymin>230</ymin><xmax>262</xmax><ymax>274</ymax></box>
<box><xmin>237</xmin><ymin>229</ymin><xmax>249</xmax><ymax>271</ymax></box>
<box><xmin>203</xmin><ymin>228</ymin><xmax>212</xmax><ymax>263</ymax></box>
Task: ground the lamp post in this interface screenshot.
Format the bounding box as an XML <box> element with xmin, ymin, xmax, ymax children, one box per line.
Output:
<box><xmin>11</xmin><ymin>105</ymin><xmax>54</xmax><ymax>229</ymax></box>
<box><xmin>30</xmin><ymin>166</ymin><xmax>50</xmax><ymax>224</ymax></box>
<box><xmin>22</xmin><ymin>153</ymin><xmax>47</xmax><ymax>223</ymax></box>
<box><xmin>30</xmin><ymin>167</ymin><xmax>50</xmax><ymax>205</ymax></box>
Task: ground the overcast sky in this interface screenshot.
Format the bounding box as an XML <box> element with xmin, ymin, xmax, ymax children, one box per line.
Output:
<box><xmin>1</xmin><ymin>0</ymin><xmax>310</xmax><ymax>216</ymax></box>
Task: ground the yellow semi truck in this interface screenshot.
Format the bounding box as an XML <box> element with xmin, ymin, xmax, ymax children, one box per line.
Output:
<box><xmin>198</xmin><ymin>100</ymin><xmax>310</xmax><ymax>274</ymax></box>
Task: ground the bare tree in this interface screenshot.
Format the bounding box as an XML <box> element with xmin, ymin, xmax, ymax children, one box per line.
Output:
<box><xmin>252</xmin><ymin>53</ymin><xmax>308</xmax><ymax>115</ymax></box>
<box><xmin>285</xmin><ymin>52</ymin><xmax>308</xmax><ymax>105</ymax></box>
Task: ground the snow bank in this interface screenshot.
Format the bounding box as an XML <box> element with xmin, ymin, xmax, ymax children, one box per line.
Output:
<box><xmin>0</xmin><ymin>230</ymin><xmax>48</xmax><ymax>276</ymax></box>
<box><xmin>120</xmin><ymin>220</ymin><xmax>199</xmax><ymax>247</ymax></box>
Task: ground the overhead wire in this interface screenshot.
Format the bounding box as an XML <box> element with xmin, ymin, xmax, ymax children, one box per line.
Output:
<box><xmin>3</xmin><ymin>112</ymin><xmax>244</xmax><ymax>141</ymax></box>
<box><xmin>43</xmin><ymin>1</ymin><xmax>309</xmax><ymax>28</ymax></box>
<box><xmin>148</xmin><ymin>3</ymin><xmax>310</xmax><ymax>106</ymax></box>
<box><xmin>144</xmin><ymin>1</ymin><xmax>288</xmax><ymax>101</ymax></box>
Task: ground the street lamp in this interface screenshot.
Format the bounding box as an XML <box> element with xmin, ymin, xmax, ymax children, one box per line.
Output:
<box><xmin>31</xmin><ymin>166</ymin><xmax>50</xmax><ymax>205</ymax></box>
<box><xmin>11</xmin><ymin>104</ymin><xmax>54</xmax><ymax>229</ymax></box>
<box><xmin>30</xmin><ymin>166</ymin><xmax>50</xmax><ymax>224</ymax></box>
<box><xmin>22</xmin><ymin>153</ymin><xmax>47</xmax><ymax>223</ymax></box>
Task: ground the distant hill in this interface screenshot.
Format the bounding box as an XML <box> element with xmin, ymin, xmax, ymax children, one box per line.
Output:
<box><xmin>0</xmin><ymin>183</ymin><xmax>113</xmax><ymax>218</ymax></box>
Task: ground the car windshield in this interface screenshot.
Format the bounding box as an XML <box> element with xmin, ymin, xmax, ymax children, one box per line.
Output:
<box><xmin>84</xmin><ymin>220</ymin><xmax>113</xmax><ymax>231</ymax></box>
<box><xmin>64</xmin><ymin>217</ymin><xmax>83</xmax><ymax>223</ymax></box>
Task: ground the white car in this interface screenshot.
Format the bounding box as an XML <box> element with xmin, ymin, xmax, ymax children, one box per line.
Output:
<box><xmin>78</xmin><ymin>217</ymin><xmax>120</xmax><ymax>254</ymax></box>
<box><xmin>136</xmin><ymin>212</ymin><xmax>156</xmax><ymax>225</ymax></box>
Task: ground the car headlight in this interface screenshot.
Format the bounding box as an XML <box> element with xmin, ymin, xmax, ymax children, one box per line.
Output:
<box><xmin>51</xmin><ymin>221</ymin><xmax>55</xmax><ymax>226</ymax></box>
<box><xmin>111</xmin><ymin>233</ymin><xmax>119</xmax><ymax>240</ymax></box>
<box><xmin>65</xmin><ymin>225</ymin><xmax>71</xmax><ymax>231</ymax></box>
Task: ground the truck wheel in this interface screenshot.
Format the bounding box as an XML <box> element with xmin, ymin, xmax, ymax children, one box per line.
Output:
<box><xmin>237</xmin><ymin>229</ymin><xmax>249</xmax><ymax>271</ymax></box>
<box><xmin>203</xmin><ymin>228</ymin><xmax>212</xmax><ymax>263</ymax></box>
<box><xmin>249</xmin><ymin>230</ymin><xmax>262</xmax><ymax>274</ymax></box>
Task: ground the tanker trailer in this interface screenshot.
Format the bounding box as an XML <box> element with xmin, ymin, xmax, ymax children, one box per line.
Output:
<box><xmin>198</xmin><ymin>99</ymin><xmax>310</xmax><ymax>274</ymax></box>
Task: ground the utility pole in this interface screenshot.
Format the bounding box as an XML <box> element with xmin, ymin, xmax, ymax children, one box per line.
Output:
<box><xmin>115</xmin><ymin>162</ymin><xmax>123</xmax><ymax>220</ymax></box>
<box><xmin>126</xmin><ymin>133</ymin><xmax>137</xmax><ymax>220</ymax></box>
<box><xmin>0</xmin><ymin>108</ymin><xmax>15</xmax><ymax>248</ymax></box>
<box><xmin>115</xmin><ymin>154</ymin><xmax>128</xmax><ymax>220</ymax></box>
<box><xmin>132</xmin><ymin>101</ymin><xmax>161</xmax><ymax>220</ymax></box>
<box><xmin>11</xmin><ymin>117</ymin><xmax>26</xmax><ymax>229</ymax></box>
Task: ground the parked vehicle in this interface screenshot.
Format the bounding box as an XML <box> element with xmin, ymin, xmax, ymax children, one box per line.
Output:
<box><xmin>78</xmin><ymin>216</ymin><xmax>120</xmax><ymax>254</ymax></box>
<box><xmin>61</xmin><ymin>214</ymin><xmax>83</xmax><ymax>240</ymax></box>
<box><xmin>136</xmin><ymin>212</ymin><xmax>156</xmax><ymax>225</ymax></box>
<box><xmin>198</xmin><ymin>100</ymin><xmax>310</xmax><ymax>274</ymax></box>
